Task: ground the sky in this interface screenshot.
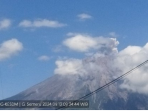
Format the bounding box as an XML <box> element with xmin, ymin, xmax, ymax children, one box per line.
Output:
<box><xmin>0</xmin><ymin>0</ymin><xmax>148</xmax><ymax>99</ymax></box>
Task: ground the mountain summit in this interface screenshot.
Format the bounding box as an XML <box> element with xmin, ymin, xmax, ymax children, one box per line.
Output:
<box><xmin>6</xmin><ymin>54</ymin><xmax>148</xmax><ymax>110</ymax></box>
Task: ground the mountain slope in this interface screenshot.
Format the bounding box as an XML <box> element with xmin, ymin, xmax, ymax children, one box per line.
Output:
<box><xmin>5</xmin><ymin>55</ymin><xmax>148</xmax><ymax>109</ymax></box>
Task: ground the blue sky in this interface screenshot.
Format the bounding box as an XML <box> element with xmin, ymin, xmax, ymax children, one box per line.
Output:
<box><xmin>0</xmin><ymin>0</ymin><xmax>148</xmax><ymax>99</ymax></box>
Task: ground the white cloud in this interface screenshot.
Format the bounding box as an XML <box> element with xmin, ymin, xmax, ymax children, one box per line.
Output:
<box><xmin>19</xmin><ymin>19</ymin><xmax>66</xmax><ymax>28</ymax></box>
<box><xmin>63</xmin><ymin>34</ymin><xmax>97</xmax><ymax>52</ymax></box>
<box><xmin>38</xmin><ymin>55</ymin><xmax>50</xmax><ymax>61</ymax></box>
<box><xmin>119</xmin><ymin>46</ymin><xmax>142</xmax><ymax>56</ymax></box>
<box><xmin>0</xmin><ymin>39</ymin><xmax>23</xmax><ymax>60</ymax></box>
<box><xmin>0</xmin><ymin>19</ymin><xmax>11</xmax><ymax>30</ymax></box>
<box><xmin>54</xmin><ymin>58</ymin><xmax>84</xmax><ymax>75</ymax></box>
<box><xmin>63</xmin><ymin>33</ymin><xmax>119</xmax><ymax>54</ymax></box>
<box><xmin>77</xmin><ymin>13</ymin><xmax>92</xmax><ymax>20</ymax></box>
<box><xmin>114</xmin><ymin>43</ymin><xmax>148</xmax><ymax>94</ymax></box>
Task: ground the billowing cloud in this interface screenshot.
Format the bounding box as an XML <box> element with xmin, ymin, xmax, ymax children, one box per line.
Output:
<box><xmin>63</xmin><ymin>33</ymin><xmax>119</xmax><ymax>54</ymax></box>
<box><xmin>55</xmin><ymin>34</ymin><xmax>119</xmax><ymax>76</ymax></box>
<box><xmin>38</xmin><ymin>55</ymin><xmax>50</xmax><ymax>61</ymax></box>
<box><xmin>55</xmin><ymin>34</ymin><xmax>148</xmax><ymax>95</ymax></box>
<box><xmin>0</xmin><ymin>39</ymin><xmax>23</xmax><ymax>60</ymax></box>
<box><xmin>114</xmin><ymin>43</ymin><xmax>148</xmax><ymax>94</ymax></box>
<box><xmin>77</xmin><ymin>13</ymin><xmax>92</xmax><ymax>20</ymax></box>
<box><xmin>19</xmin><ymin>19</ymin><xmax>66</xmax><ymax>28</ymax></box>
<box><xmin>54</xmin><ymin>58</ymin><xmax>84</xmax><ymax>75</ymax></box>
<box><xmin>0</xmin><ymin>19</ymin><xmax>11</xmax><ymax>30</ymax></box>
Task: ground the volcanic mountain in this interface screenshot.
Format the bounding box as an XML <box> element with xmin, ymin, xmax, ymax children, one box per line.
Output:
<box><xmin>5</xmin><ymin>54</ymin><xmax>148</xmax><ymax>110</ymax></box>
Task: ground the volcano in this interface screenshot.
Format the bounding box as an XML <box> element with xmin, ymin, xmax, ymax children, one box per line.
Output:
<box><xmin>5</xmin><ymin>55</ymin><xmax>148</xmax><ymax>110</ymax></box>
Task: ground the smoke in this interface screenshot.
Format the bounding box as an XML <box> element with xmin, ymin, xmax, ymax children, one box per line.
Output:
<box><xmin>54</xmin><ymin>34</ymin><xmax>148</xmax><ymax>95</ymax></box>
<box><xmin>54</xmin><ymin>58</ymin><xmax>84</xmax><ymax>75</ymax></box>
<box><xmin>55</xmin><ymin>35</ymin><xmax>119</xmax><ymax>77</ymax></box>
